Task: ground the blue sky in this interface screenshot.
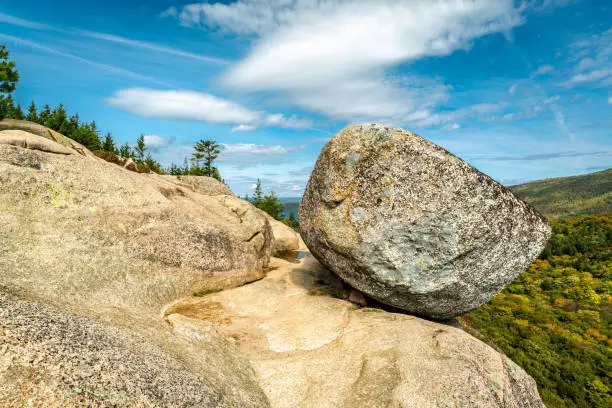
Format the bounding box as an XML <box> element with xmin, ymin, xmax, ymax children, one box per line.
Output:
<box><xmin>1</xmin><ymin>0</ymin><xmax>610</xmax><ymax>197</ymax></box>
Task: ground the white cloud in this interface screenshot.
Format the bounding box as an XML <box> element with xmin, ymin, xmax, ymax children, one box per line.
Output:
<box><xmin>563</xmin><ymin>28</ymin><xmax>612</xmax><ymax>87</ymax></box>
<box><xmin>508</xmin><ymin>84</ymin><xmax>518</xmax><ymax>95</ymax></box>
<box><xmin>441</xmin><ymin>123</ymin><xmax>460</xmax><ymax>131</ymax></box>
<box><xmin>78</xmin><ymin>30</ymin><xmax>227</xmax><ymax>64</ymax></box>
<box><xmin>0</xmin><ymin>11</ymin><xmax>57</xmax><ymax>30</ymax></box>
<box><xmin>543</xmin><ymin>95</ymin><xmax>560</xmax><ymax>104</ymax></box>
<box><xmin>175</xmin><ymin>0</ymin><xmax>524</xmax><ymax>125</ymax></box>
<box><xmin>532</xmin><ymin>64</ymin><xmax>554</xmax><ymax>76</ymax></box>
<box><xmin>219</xmin><ymin>143</ymin><xmax>306</xmax><ymax>168</ymax></box>
<box><xmin>106</xmin><ymin>88</ymin><xmax>311</xmax><ymax>129</ymax></box>
<box><xmin>608</xmin><ymin>97</ymin><xmax>612</xmax><ymax>105</ymax></box>
<box><xmin>415</xmin><ymin>102</ymin><xmax>507</xmax><ymax>127</ymax></box>
<box><xmin>143</xmin><ymin>135</ymin><xmax>176</xmax><ymax>151</ymax></box>
<box><xmin>231</xmin><ymin>124</ymin><xmax>257</xmax><ymax>132</ymax></box>
<box><xmin>561</xmin><ymin>69</ymin><xmax>612</xmax><ymax>88</ymax></box>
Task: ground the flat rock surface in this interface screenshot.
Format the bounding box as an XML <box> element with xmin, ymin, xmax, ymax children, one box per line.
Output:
<box><xmin>167</xmin><ymin>254</ymin><xmax>545</xmax><ymax>408</ymax></box>
<box><xmin>0</xmin><ymin>289</ymin><xmax>268</xmax><ymax>408</ymax></box>
<box><xmin>300</xmin><ymin>124</ymin><xmax>551</xmax><ymax>319</ymax></box>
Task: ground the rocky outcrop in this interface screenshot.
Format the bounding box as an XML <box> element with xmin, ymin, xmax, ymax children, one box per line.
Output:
<box><xmin>0</xmin><ymin>129</ymin><xmax>73</xmax><ymax>155</ymax></box>
<box><xmin>0</xmin><ymin>120</ymin><xmax>272</xmax><ymax>407</ymax></box>
<box><xmin>0</xmin><ymin>118</ymin><xmax>95</xmax><ymax>157</ymax></box>
<box><xmin>166</xmin><ymin>255</ymin><xmax>545</xmax><ymax>408</ymax></box>
<box><xmin>300</xmin><ymin>124</ymin><xmax>551</xmax><ymax>319</ymax></box>
<box><xmin>0</xmin><ymin>120</ymin><xmax>547</xmax><ymax>407</ymax></box>
<box><xmin>265</xmin><ymin>213</ymin><xmax>301</xmax><ymax>254</ymax></box>
<box><xmin>164</xmin><ymin>174</ymin><xmax>234</xmax><ymax>196</ymax></box>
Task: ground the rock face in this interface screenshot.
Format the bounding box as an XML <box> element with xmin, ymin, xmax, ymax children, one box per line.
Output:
<box><xmin>265</xmin><ymin>213</ymin><xmax>301</xmax><ymax>254</ymax></box>
<box><xmin>0</xmin><ymin>289</ymin><xmax>266</xmax><ymax>408</ymax></box>
<box><xmin>0</xmin><ymin>120</ymin><xmax>271</xmax><ymax>407</ymax></box>
<box><xmin>166</xmin><ymin>255</ymin><xmax>545</xmax><ymax>408</ymax></box>
<box><xmin>300</xmin><ymin>124</ymin><xmax>551</xmax><ymax>319</ymax></box>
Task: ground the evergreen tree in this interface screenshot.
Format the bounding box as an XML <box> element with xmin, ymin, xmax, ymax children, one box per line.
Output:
<box><xmin>13</xmin><ymin>103</ymin><xmax>24</xmax><ymax>120</ymax></box>
<box><xmin>144</xmin><ymin>153</ymin><xmax>163</xmax><ymax>174</ymax></box>
<box><xmin>194</xmin><ymin>139</ymin><xmax>222</xmax><ymax>179</ymax></box>
<box><xmin>135</xmin><ymin>134</ymin><xmax>146</xmax><ymax>161</ymax></box>
<box><xmin>102</xmin><ymin>133</ymin><xmax>116</xmax><ymax>153</ymax></box>
<box><xmin>25</xmin><ymin>101</ymin><xmax>38</xmax><ymax>122</ymax></box>
<box><xmin>252</xmin><ymin>179</ymin><xmax>264</xmax><ymax>206</ymax></box>
<box><xmin>71</xmin><ymin>121</ymin><xmax>101</xmax><ymax>151</ymax></box>
<box><xmin>167</xmin><ymin>163</ymin><xmax>183</xmax><ymax>175</ymax></box>
<box><xmin>38</xmin><ymin>104</ymin><xmax>51</xmax><ymax>125</ymax></box>
<box><xmin>0</xmin><ymin>45</ymin><xmax>19</xmax><ymax>121</ymax></box>
<box><xmin>258</xmin><ymin>190</ymin><xmax>285</xmax><ymax>220</ymax></box>
<box><xmin>59</xmin><ymin>113</ymin><xmax>78</xmax><ymax>137</ymax></box>
<box><xmin>0</xmin><ymin>95</ymin><xmax>16</xmax><ymax>118</ymax></box>
<box><xmin>250</xmin><ymin>179</ymin><xmax>285</xmax><ymax>220</ymax></box>
<box><xmin>284</xmin><ymin>212</ymin><xmax>299</xmax><ymax>232</ymax></box>
<box><xmin>182</xmin><ymin>157</ymin><xmax>190</xmax><ymax>175</ymax></box>
<box><xmin>119</xmin><ymin>142</ymin><xmax>132</xmax><ymax>158</ymax></box>
<box><xmin>47</xmin><ymin>103</ymin><xmax>67</xmax><ymax>131</ymax></box>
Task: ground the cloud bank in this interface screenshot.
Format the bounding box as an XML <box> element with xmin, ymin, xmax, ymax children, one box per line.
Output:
<box><xmin>106</xmin><ymin>88</ymin><xmax>312</xmax><ymax>130</ymax></box>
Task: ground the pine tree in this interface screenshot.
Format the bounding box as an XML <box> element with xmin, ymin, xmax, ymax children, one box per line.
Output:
<box><xmin>284</xmin><ymin>212</ymin><xmax>299</xmax><ymax>232</ymax></box>
<box><xmin>119</xmin><ymin>142</ymin><xmax>132</xmax><ymax>158</ymax></box>
<box><xmin>47</xmin><ymin>103</ymin><xmax>67</xmax><ymax>131</ymax></box>
<box><xmin>38</xmin><ymin>104</ymin><xmax>51</xmax><ymax>126</ymax></box>
<box><xmin>194</xmin><ymin>139</ymin><xmax>222</xmax><ymax>178</ymax></box>
<box><xmin>250</xmin><ymin>179</ymin><xmax>285</xmax><ymax>220</ymax></box>
<box><xmin>102</xmin><ymin>133</ymin><xmax>116</xmax><ymax>153</ymax></box>
<box><xmin>0</xmin><ymin>45</ymin><xmax>19</xmax><ymax>121</ymax></box>
<box><xmin>13</xmin><ymin>103</ymin><xmax>24</xmax><ymax>120</ymax></box>
<box><xmin>252</xmin><ymin>179</ymin><xmax>264</xmax><ymax>206</ymax></box>
<box><xmin>135</xmin><ymin>134</ymin><xmax>146</xmax><ymax>161</ymax></box>
<box><xmin>0</xmin><ymin>95</ymin><xmax>16</xmax><ymax>118</ymax></box>
<box><xmin>25</xmin><ymin>101</ymin><xmax>38</xmax><ymax>122</ymax></box>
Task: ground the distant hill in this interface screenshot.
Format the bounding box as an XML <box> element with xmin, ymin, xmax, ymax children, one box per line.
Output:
<box><xmin>278</xmin><ymin>169</ymin><xmax>611</xmax><ymax>221</ymax></box>
<box><xmin>511</xmin><ymin>168</ymin><xmax>612</xmax><ymax>219</ymax></box>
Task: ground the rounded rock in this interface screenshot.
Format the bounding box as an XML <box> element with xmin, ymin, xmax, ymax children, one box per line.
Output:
<box><xmin>299</xmin><ymin>124</ymin><xmax>551</xmax><ymax>319</ymax></box>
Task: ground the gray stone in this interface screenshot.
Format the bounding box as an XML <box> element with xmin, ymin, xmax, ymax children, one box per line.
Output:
<box><xmin>299</xmin><ymin>124</ymin><xmax>551</xmax><ymax>319</ymax></box>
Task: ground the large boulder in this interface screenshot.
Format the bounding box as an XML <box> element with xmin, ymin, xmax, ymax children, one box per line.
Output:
<box><xmin>300</xmin><ymin>124</ymin><xmax>551</xmax><ymax>319</ymax></box>
<box><xmin>166</xmin><ymin>255</ymin><xmax>545</xmax><ymax>408</ymax></box>
<box><xmin>264</xmin><ymin>212</ymin><xmax>301</xmax><ymax>254</ymax></box>
<box><xmin>0</xmin><ymin>121</ymin><xmax>272</xmax><ymax>406</ymax></box>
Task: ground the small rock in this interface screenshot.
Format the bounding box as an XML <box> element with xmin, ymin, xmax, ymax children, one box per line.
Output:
<box><xmin>348</xmin><ymin>289</ymin><xmax>367</xmax><ymax>307</ymax></box>
<box><xmin>124</xmin><ymin>158</ymin><xmax>137</xmax><ymax>172</ymax></box>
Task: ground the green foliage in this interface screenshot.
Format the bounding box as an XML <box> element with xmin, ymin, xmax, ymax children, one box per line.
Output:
<box><xmin>102</xmin><ymin>133</ymin><xmax>117</xmax><ymax>153</ymax></box>
<box><xmin>464</xmin><ymin>214</ymin><xmax>612</xmax><ymax>408</ymax></box>
<box><xmin>512</xmin><ymin>169</ymin><xmax>612</xmax><ymax>219</ymax></box>
<box><xmin>284</xmin><ymin>212</ymin><xmax>300</xmax><ymax>232</ymax></box>
<box><xmin>250</xmin><ymin>179</ymin><xmax>285</xmax><ymax>220</ymax></box>
<box><xmin>135</xmin><ymin>134</ymin><xmax>146</xmax><ymax>161</ymax></box>
<box><xmin>165</xmin><ymin>139</ymin><xmax>224</xmax><ymax>182</ymax></box>
<box><xmin>143</xmin><ymin>153</ymin><xmax>163</xmax><ymax>174</ymax></box>
<box><xmin>192</xmin><ymin>139</ymin><xmax>222</xmax><ymax>180</ymax></box>
<box><xmin>25</xmin><ymin>100</ymin><xmax>37</xmax><ymax>122</ymax></box>
<box><xmin>119</xmin><ymin>142</ymin><xmax>133</xmax><ymax>159</ymax></box>
<box><xmin>0</xmin><ymin>45</ymin><xmax>19</xmax><ymax>120</ymax></box>
<box><xmin>0</xmin><ymin>45</ymin><xmax>19</xmax><ymax>94</ymax></box>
